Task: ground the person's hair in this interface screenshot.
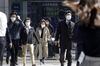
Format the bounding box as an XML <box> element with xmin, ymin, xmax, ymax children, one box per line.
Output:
<box><xmin>10</xmin><ymin>11</ymin><xmax>17</xmax><ymax>17</ymax></box>
<box><xmin>79</xmin><ymin>0</ymin><xmax>87</xmax><ymax>7</ymax></box>
<box><xmin>64</xmin><ymin>10</ymin><xmax>72</xmax><ymax>15</ymax></box>
<box><xmin>24</xmin><ymin>17</ymin><xmax>31</xmax><ymax>24</ymax></box>
<box><xmin>87</xmin><ymin>0</ymin><xmax>98</xmax><ymax>8</ymax></box>
<box><xmin>42</xmin><ymin>17</ymin><xmax>51</xmax><ymax>22</ymax></box>
<box><xmin>9</xmin><ymin>11</ymin><xmax>17</xmax><ymax>22</ymax></box>
<box><xmin>38</xmin><ymin>18</ymin><xmax>46</xmax><ymax>27</ymax></box>
<box><xmin>89</xmin><ymin>7</ymin><xmax>97</xmax><ymax>27</ymax></box>
<box><xmin>41</xmin><ymin>17</ymin><xmax>51</xmax><ymax>26</ymax></box>
<box><xmin>40</xmin><ymin>18</ymin><xmax>46</xmax><ymax>23</ymax></box>
<box><xmin>40</xmin><ymin>19</ymin><xmax>46</xmax><ymax>25</ymax></box>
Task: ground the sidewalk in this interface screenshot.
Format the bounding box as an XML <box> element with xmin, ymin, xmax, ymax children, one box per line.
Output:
<box><xmin>3</xmin><ymin>59</ymin><xmax>77</xmax><ymax>66</ymax></box>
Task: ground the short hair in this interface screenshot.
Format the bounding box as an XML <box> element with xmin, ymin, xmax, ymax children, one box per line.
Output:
<box><xmin>24</xmin><ymin>17</ymin><xmax>31</xmax><ymax>24</ymax></box>
<box><xmin>42</xmin><ymin>17</ymin><xmax>51</xmax><ymax>22</ymax></box>
<box><xmin>10</xmin><ymin>11</ymin><xmax>17</xmax><ymax>16</ymax></box>
<box><xmin>64</xmin><ymin>10</ymin><xmax>72</xmax><ymax>15</ymax></box>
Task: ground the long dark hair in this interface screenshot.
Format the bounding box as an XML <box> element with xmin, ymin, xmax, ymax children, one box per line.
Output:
<box><xmin>79</xmin><ymin>0</ymin><xmax>87</xmax><ymax>9</ymax></box>
<box><xmin>89</xmin><ymin>7</ymin><xmax>97</xmax><ymax>27</ymax></box>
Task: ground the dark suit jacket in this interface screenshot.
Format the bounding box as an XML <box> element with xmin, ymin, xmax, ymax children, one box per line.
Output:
<box><xmin>55</xmin><ymin>20</ymin><xmax>75</xmax><ymax>49</ymax></box>
<box><xmin>8</xmin><ymin>19</ymin><xmax>24</xmax><ymax>40</ymax></box>
<box><xmin>6</xmin><ymin>28</ymin><xmax>12</xmax><ymax>45</ymax></box>
<box><xmin>20</xmin><ymin>27</ymin><xmax>39</xmax><ymax>45</ymax></box>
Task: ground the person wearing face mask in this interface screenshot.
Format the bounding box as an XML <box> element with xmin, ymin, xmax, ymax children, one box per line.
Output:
<box><xmin>44</xmin><ymin>18</ymin><xmax>55</xmax><ymax>58</ymax></box>
<box><xmin>36</xmin><ymin>19</ymin><xmax>50</xmax><ymax>65</ymax></box>
<box><xmin>55</xmin><ymin>10</ymin><xmax>75</xmax><ymax>66</ymax></box>
<box><xmin>20</xmin><ymin>17</ymin><xmax>39</xmax><ymax>66</ymax></box>
<box><xmin>7</xmin><ymin>12</ymin><xmax>24</xmax><ymax>66</ymax></box>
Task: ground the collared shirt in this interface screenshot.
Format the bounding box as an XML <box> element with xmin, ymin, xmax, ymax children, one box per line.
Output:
<box><xmin>0</xmin><ymin>12</ymin><xmax>7</xmax><ymax>37</ymax></box>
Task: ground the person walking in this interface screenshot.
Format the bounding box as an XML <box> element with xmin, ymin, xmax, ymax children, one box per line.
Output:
<box><xmin>55</xmin><ymin>10</ymin><xmax>75</xmax><ymax>66</ymax></box>
<box><xmin>43</xmin><ymin>17</ymin><xmax>55</xmax><ymax>57</ymax></box>
<box><xmin>36</xmin><ymin>19</ymin><xmax>50</xmax><ymax>64</ymax></box>
<box><xmin>7</xmin><ymin>12</ymin><xmax>24</xmax><ymax>66</ymax></box>
<box><xmin>0</xmin><ymin>11</ymin><xmax>7</xmax><ymax>66</ymax></box>
<box><xmin>20</xmin><ymin>17</ymin><xmax>39</xmax><ymax>66</ymax></box>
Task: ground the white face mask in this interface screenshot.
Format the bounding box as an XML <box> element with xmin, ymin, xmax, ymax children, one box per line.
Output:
<box><xmin>11</xmin><ymin>17</ymin><xmax>16</xmax><ymax>22</ymax></box>
<box><xmin>66</xmin><ymin>15</ymin><xmax>72</xmax><ymax>20</ymax></box>
<box><xmin>41</xmin><ymin>24</ymin><xmax>45</xmax><ymax>28</ymax></box>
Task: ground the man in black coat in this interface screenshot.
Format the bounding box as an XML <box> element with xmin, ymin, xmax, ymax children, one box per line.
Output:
<box><xmin>55</xmin><ymin>10</ymin><xmax>75</xmax><ymax>66</ymax></box>
<box><xmin>7</xmin><ymin>12</ymin><xmax>24</xmax><ymax>66</ymax></box>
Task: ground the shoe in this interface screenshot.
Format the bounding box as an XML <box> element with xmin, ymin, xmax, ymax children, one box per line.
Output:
<box><xmin>32</xmin><ymin>64</ymin><xmax>36</xmax><ymax>66</ymax></box>
<box><xmin>6</xmin><ymin>58</ymin><xmax>9</xmax><ymax>64</ymax></box>
<box><xmin>15</xmin><ymin>62</ymin><xmax>18</xmax><ymax>65</ymax></box>
<box><xmin>77</xmin><ymin>61</ymin><xmax>79</xmax><ymax>66</ymax></box>
<box><xmin>10</xmin><ymin>60</ymin><xmax>15</xmax><ymax>66</ymax></box>
<box><xmin>40</xmin><ymin>59</ymin><xmax>44</xmax><ymax>65</ymax></box>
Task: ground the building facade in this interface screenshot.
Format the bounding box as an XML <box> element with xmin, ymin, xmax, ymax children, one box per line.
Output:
<box><xmin>9</xmin><ymin>0</ymin><xmax>66</xmax><ymax>27</ymax></box>
<box><xmin>0</xmin><ymin>0</ymin><xmax>77</xmax><ymax>27</ymax></box>
<box><xmin>0</xmin><ymin>0</ymin><xmax>9</xmax><ymax>16</ymax></box>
